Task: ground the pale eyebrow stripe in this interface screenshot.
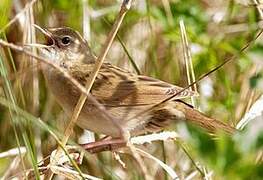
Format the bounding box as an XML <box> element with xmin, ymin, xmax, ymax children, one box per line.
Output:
<box><xmin>74</xmin><ymin>39</ymin><xmax>80</xmax><ymax>45</ymax></box>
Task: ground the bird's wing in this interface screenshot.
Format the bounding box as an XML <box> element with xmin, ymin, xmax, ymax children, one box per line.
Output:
<box><xmin>69</xmin><ymin>62</ymin><xmax>198</xmax><ymax>107</ymax></box>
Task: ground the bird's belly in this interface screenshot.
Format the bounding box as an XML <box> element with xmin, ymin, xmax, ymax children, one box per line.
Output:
<box><xmin>76</xmin><ymin>104</ymin><xmax>153</xmax><ymax>137</ymax></box>
<box><xmin>56</xmin><ymin>95</ymin><xmax>125</xmax><ymax>137</ymax></box>
<box><xmin>60</xmin><ymin>97</ymin><xmax>154</xmax><ymax>137</ymax></box>
<box><xmin>76</xmin><ymin>107</ymin><xmax>125</xmax><ymax>137</ymax></box>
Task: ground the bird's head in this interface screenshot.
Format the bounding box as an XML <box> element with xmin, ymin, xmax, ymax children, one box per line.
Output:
<box><xmin>32</xmin><ymin>25</ymin><xmax>95</xmax><ymax>65</ymax></box>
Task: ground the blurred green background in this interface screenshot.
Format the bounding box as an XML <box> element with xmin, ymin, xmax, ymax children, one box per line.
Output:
<box><xmin>0</xmin><ymin>0</ymin><xmax>263</xmax><ymax>179</ymax></box>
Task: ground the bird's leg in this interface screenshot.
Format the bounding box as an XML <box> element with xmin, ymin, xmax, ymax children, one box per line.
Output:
<box><xmin>80</xmin><ymin>137</ymin><xmax>127</xmax><ymax>153</ymax></box>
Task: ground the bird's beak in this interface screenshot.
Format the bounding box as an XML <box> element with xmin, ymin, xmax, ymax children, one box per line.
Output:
<box><xmin>25</xmin><ymin>24</ymin><xmax>55</xmax><ymax>49</ymax></box>
<box><xmin>34</xmin><ymin>24</ymin><xmax>55</xmax><ymax>46</ymax></box>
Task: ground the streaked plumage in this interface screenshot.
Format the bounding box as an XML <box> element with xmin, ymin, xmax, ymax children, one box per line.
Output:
<box><xmin>39</xmin><ymin>27</ymin><xmax>235</xmax><ymax>137</ymax></box>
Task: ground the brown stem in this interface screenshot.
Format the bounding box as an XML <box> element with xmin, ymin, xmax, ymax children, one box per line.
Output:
<box><xmin>81</xmin><ymin>138</ymin><xmax>127</xmax><ymax>153</ymax></box>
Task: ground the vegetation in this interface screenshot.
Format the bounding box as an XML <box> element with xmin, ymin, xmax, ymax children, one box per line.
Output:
<box><xmin>0</xmin><ymin>0</ymin><xmax>263</xmax><ymax>179</ymax></box>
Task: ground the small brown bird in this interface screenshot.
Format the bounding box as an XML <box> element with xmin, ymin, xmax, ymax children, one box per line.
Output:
<box><xmin>37</xmin><ymin>26</ymin><xmax>235</xmax><ymax>139</ymax></box>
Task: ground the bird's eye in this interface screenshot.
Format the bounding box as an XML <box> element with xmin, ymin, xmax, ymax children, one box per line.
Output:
<box><xmin>61</xmin><ymin>36</ymin><xmax>71</xmax><ymax>45</ymax></box>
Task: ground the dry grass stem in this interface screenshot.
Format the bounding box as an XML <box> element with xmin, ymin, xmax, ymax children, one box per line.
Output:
<box><xmin>185</xmin><ymin>171</ymin><xmax>198</xmax><ymax>180</ymax></box>
<box><xmin>2</xmin><ymin>156</ymin><xmax>23</xmax><ymax>179</ymax></box>
<box><xmin>252</xmin><ymin>0</ymin><xmax>263</xmax><ymax>19</ymax></box>
<box><xmin>134</xmin><ymin>147</ymin><xmax>179</xmax><ymax>179</ymax></box>
<box><xmin>0</xmin><ymin>147</ymin><xmax>26</xmax><ymax>158</ymax></box>
<box><xmin>49</xmin><ymin>165</ymin><xmax>102</xmax><ymax>180</ymax></box>
<box><xmin>90</xmin><ymin>5</ymin><xmax>119</xmax><ymax>19</ymax></box>
<box><xmin>46</xmin><ymin>132</ymin><xmax>180</xmax><ymax>179</ymax></box>
<box><xmin>179</xmin><ymin>20</ymin><xmax>198</xmax><ymax>108</ymax></box>
<box><xmin>82</xmin><ymin>0</ymin><xmax>91</xmax><ymax>42</ymax></box>
<box><xmin>130</xmin><ymin>131</ymin><xmax>180</xmax><ymax>145</ymax></box>
<box><xmin>113</xmin><ymin>152</ymin><xmax>126</xmax><ymax>168</ymax></box>
<box><xmin>81</xmin><ymin>0</ymin><xmax>95</xmax><ymax>144</ymax></box>
<box><xmin>161</xmin><ymin>0</ymin><xmax>174</xmax><ymax>27</ymax></box>
<box><xmin>237</xmin><ymin>94</ymin><xmax>263</xmax><ymax>130</ymax></box>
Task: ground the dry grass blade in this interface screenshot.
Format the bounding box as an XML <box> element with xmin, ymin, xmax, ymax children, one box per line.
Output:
<box><xmin>185</xmin><ymin>171</ymin><xmax>198</xmax><ymax>180</ymax></box>
<box><xmin>0</xmin><ymin>96</ymin><xmax>85</xmax><ymax>179</ymax></box>
<box><xmin>90</xmin><ymin>5</ymin><xmax>119</xmax><ymax>19</ymax></box>
<box><xmin>0</xmin><ymin>64</ymin><xmax>37</xmax><ymax>86</ymax></box>
<box><xmin>102</xmin><ymin>18</ymin><xmax>142</xmax><ymax>74</ymax></box>
<box><xmin>26</xmin><ymin>2</ymin><xmax>44</xmax><ymax>165</ymax></box>
<box><xmin>130</xmin><ymin>131</ymin><xmax>180</xmax><ymax>145</ymax></box>
<box><xmin>1</xmin><ymin>156</ymin><xmax>24</xmax><ymax>179</ymax></box>
<box><xmin>134</xmin><ymin>147</ymin><xmax>179</xmax><ymax>179</ymax></box>
<box><xmin>252</xmin><ymin>0</ymin><xmax>263</xmax><ymax>19</ymax></box>
<box><xmin>49</xmin><ymin>165</ymin><xmax>102</xmax><ymax>180</ymax></box>
<box><xmin>82</xmin><ymin>0</ymin><xmax>91</xmax><ymax>42</ymax></box>
<box><xmin>0</xmin><ymin>49</ymin><xmax>28</xmax><ymax>179</ymax></box>
<box><xmin>179</xmin><ymin>19</ymin><xmax>198</xmax><ymax>108</ymax></box>
<box><xmin>49</xmin><ymin>147</ymin><xmax>101</xmax><ymax>180</ymax></box>
<box><xmin>237</xmin><ymin>94</ymin><xmax>263</xmax><ymax>130</ymax></box>
<box><xmin>178</xmin><ymin>142</ymin><xmax>205</xmax><ymax>177</ymax></box>
<box><xmin>161</xmin><ymin>0</ymin><xmax>174</xmax><ymax>27</ymax></box>
<box><xmin>179</xmin><ymin>19</ymin><xmax>209</xmax><ymax>178</ymax></box>
<box><xmin>130</xmin><ymin>132</ymin><xmax>180</xmax><ymax>179</ymax></box>
<box><xmin>0</xmin><ymin>147</ymin><xmax>26</xmax><ymax>158</ymax></box>
<box><xmin>81</xmin><ymin>0</ymin><xmax>95</xmax><ymax>144</ymax></box>
<box><xmin>27</xmin><ymin>3</ymin><xmax>39</xmax><ymax>116</ymax></box>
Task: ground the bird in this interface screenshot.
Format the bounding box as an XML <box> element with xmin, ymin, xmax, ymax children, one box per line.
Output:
<box><xmin>35</xmin><ymin>26</ymin><xmax>235</xmax><ymax>140</ymax></box>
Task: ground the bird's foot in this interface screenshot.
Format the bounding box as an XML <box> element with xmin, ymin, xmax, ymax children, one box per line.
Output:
<box><xmin>80</xmin><ymin>137</ymin><xmax>127</xmax><ymax>153</ymax></box>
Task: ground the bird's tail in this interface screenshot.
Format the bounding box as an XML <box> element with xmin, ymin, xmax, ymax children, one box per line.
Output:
<box><xmin>174</xmin><ymin>100</ymin><xmax>236</xmax><ymax>134</ymax></box>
